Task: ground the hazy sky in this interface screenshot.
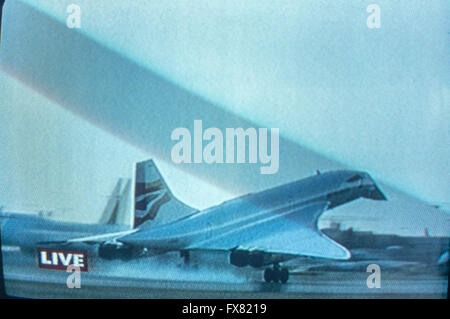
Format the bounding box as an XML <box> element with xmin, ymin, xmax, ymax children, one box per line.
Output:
<box><xmin>0</xmin><ymin>70</ymin><xmax>230</xmax><ymax>222</ymax></box>
<box><xmin>17</xmin><ymin>0</ymin><xmax>450</xmax><ymax>203</ymax></box>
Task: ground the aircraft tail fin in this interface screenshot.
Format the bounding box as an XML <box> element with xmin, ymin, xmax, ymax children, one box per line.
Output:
<box><xmin>98</xmin><ymin>178</ymin><xmax>132</xmax><ymax>227</ymax></box>
<box><xmin>133</xmin><ymin>159</ymin><xmax>196</xmax><ymax>228</ymax></box>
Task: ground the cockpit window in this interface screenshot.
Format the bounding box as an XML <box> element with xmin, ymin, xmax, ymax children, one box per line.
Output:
<box><xmin>346</xmin><ymin>174</ymin><xmax>362</xmax><ymax>183</ymax></box>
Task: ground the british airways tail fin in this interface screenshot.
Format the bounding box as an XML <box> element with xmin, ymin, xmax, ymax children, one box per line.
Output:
<box><xmin>133</xmin><ymin>159</ymin><xmax>196</xmax><ymax>228</ymax></box>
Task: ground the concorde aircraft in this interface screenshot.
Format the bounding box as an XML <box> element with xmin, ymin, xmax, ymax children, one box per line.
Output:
<box><xmin>0</xmin><ymin>159</ymin><xmax>386</xmax><ymax>283</ymax></box>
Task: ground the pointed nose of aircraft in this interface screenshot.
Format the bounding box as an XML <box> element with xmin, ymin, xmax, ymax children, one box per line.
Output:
<box><xmin>366</xmin><ymin>185</ymin><xmax>388</xmax><ymax>200</ymax></box>
<box><xmin>362</xmin><ymin>174</ymin><xmax>387</xmax><ymax>200</ymax></box>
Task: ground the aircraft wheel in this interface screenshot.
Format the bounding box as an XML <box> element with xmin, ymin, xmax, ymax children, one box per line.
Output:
<box><xmin>271</xmin><ymin>268</ymin><xmax>281</xmax><ymax>283</ymax></box>
<box><xmin>119</xmin><ymin>249</ymin><xmax>132</xmax><ymax>261</ymax></box>
<box><xmin>280</xmin><ymin>268</ymin><xmax>289</xmax><ymax>284</ymax></box>
<box><xmin>264</xmin><ymin>268</ymin><xmax>273</xmax><ymax>283</ymax></box>
<box><xmin>180</xmin><ymin>250</ymin><xmax>190</xmax><ymax>265</ymax></box>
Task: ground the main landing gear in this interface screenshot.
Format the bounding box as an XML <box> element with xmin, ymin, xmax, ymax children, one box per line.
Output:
<box><xmin>180</xmin><ymin>250</ymin><xmax>190</xmax><ymax>265</ymax></box>
<box><xmin>263</xmin><ymin>264</ymin><xmax>289</xmax><ymax>284</ymax></box>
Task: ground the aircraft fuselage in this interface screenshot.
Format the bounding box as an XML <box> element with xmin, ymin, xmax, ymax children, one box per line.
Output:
<box><xmin>120</xmin><ymin>170</ymin><xmax>386</xmax><ymax>251</ymax></box>
<box><xmin>1</xmin><ymin>170</ymin><xmax>386</xmax><ymax>259</ymax></box>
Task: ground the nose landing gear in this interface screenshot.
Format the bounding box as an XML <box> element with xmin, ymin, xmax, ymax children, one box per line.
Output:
<box><xmin>180</xmin><ymin>250</ymin><xmax>190</xmax><ymax>265</ymax></box>
<box><xmin>263</xmin><ymin>264</ymin><xmax>289</xmax><ymax>283</ymax></box>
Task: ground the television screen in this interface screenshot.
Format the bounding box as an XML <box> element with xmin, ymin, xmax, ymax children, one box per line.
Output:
<box><xmin>0</xmin><ymin>0</ymin><xmax>448</xmax><ymax>300</ymax></box>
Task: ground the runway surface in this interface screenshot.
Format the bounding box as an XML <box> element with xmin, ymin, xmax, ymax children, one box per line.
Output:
<box><xmin>2</xmin><ymin>248</ymin><xmax>448</xmax><ymax>298</ymax></box>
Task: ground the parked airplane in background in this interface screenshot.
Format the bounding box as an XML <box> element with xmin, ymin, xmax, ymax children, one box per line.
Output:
<box><xmin>0</xmin><ymin>159</ymin><xmax>387</xmax><ymax>283</ymax></box>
